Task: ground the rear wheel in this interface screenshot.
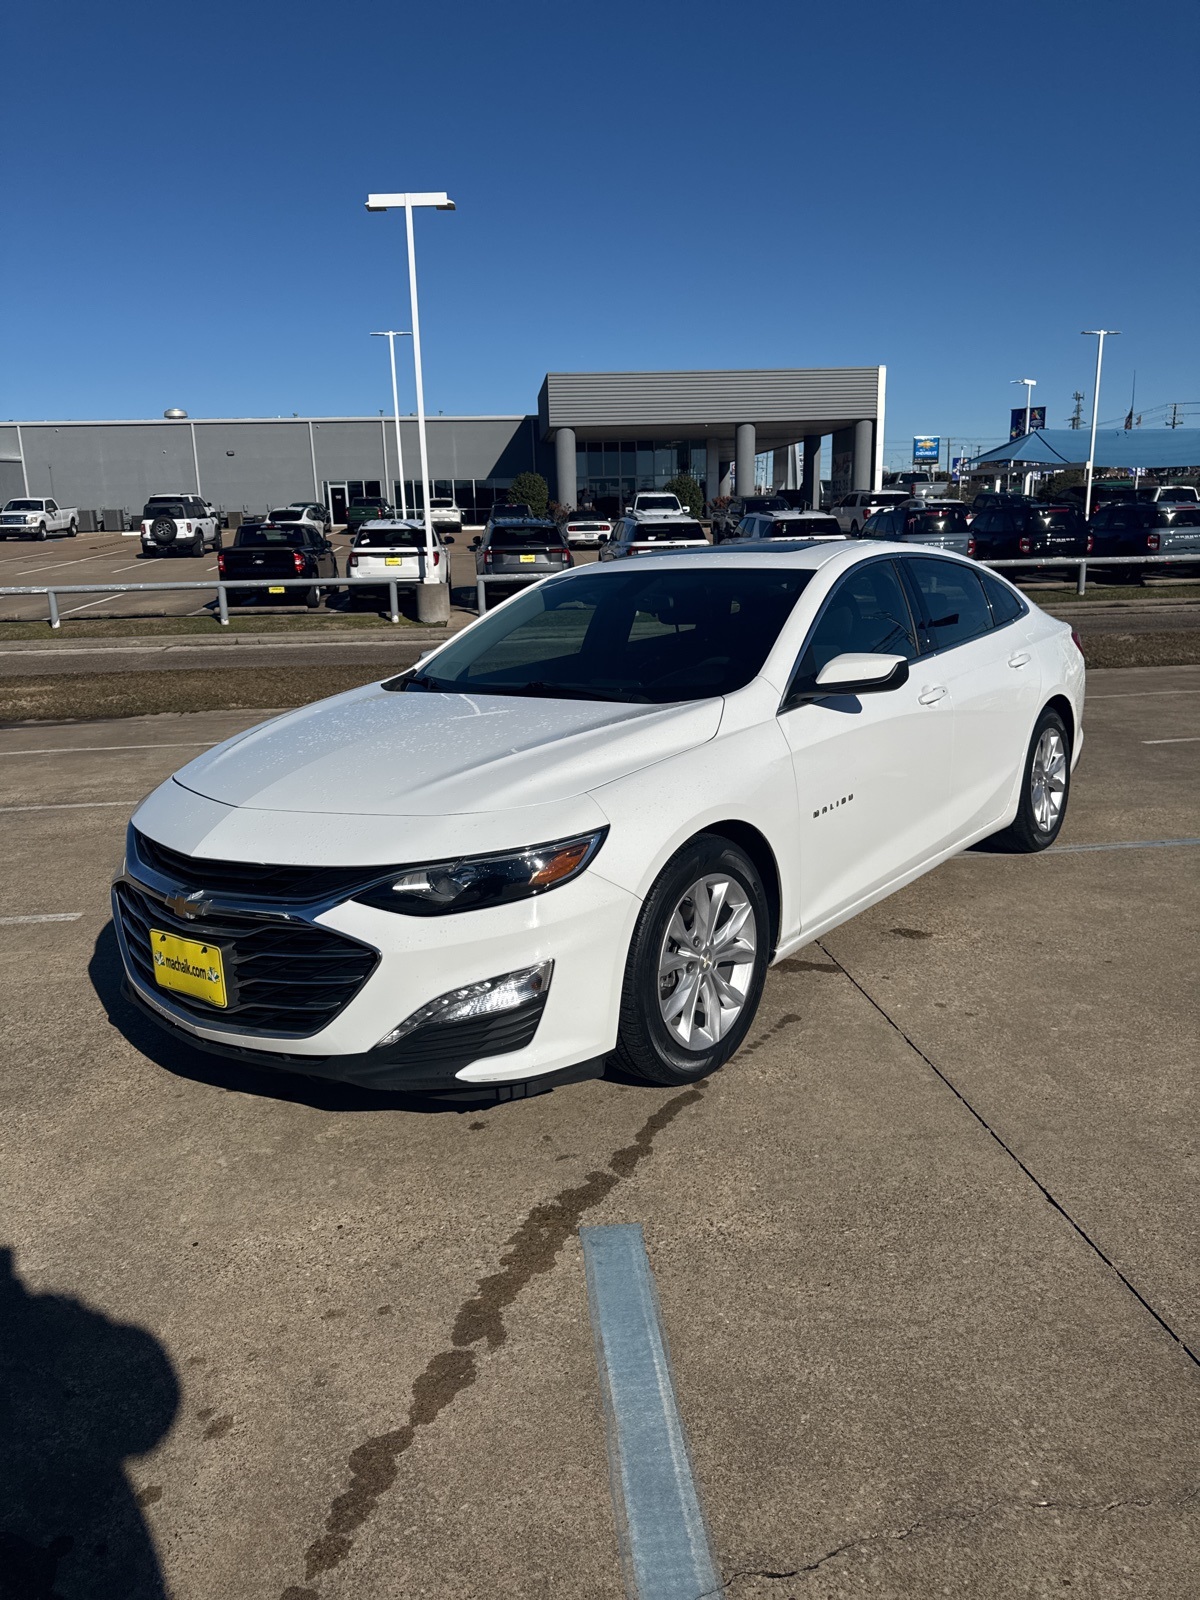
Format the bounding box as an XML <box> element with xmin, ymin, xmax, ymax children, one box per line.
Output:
<box><xmin>849</xmin><ymin>520</ymin><xmax>860</xmax><ymax>535</ymax></box>
<box><xmin>992</xmin><ymin>707</ymin><xmax>1071</xmax><ymax>853</ymax></box>
<box><xmin>68</xmin><ymin>520</ymin><xmax>77</xmax><ymax>538</ymax></box>
<box><xmin>191</xmin><ymin>535</ymin><xmax>205</xmax><ymax>557</ymax></box>
<box><xmin>212</xmin><ymin>527</ymin><xmax>223</xmax><ymax>551</ymax></box>
<box><xmin>614</xmin><ymin>834</ymin><xmax>770</xmax><ymax>1085</ymax></box>
<box><xmin>305</xmin><ymin>585</ymin><xmax>321</xmax><ymax>609</ymax></box>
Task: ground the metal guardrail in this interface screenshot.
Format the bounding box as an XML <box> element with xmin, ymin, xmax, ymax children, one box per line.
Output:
<box><xmin>0</xmin><ymin>555</ymin><xmax>1194</xmax><ymax>629</ymax></box>
<box><xmin>0</xmin><ymin>576</ymin><xmax>417</xmax><ymax>628</ymax></box>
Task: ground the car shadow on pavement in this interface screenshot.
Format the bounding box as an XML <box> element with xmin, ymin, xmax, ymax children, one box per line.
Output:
<box><xmin>88</xmin><ymin>922</ymin><xmax>542</xmax><ymax>1116</ymax></box>
<box><xmin>0</xmin><ymin>1247</ymin><xmax>178</xmax><ymax>1600</ymax></box>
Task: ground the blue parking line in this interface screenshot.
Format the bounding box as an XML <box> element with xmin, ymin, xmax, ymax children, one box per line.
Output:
<box><xmin>580</xmin><ymin>1224</ymin><xmax>719</xmax><ymax>1600</ymax></box>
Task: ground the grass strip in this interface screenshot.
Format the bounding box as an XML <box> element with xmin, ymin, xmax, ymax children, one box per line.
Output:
<box><xmin>0</xmin><ymin>611</ymin><xmax>421</xmax><ymax>642</ymax></box>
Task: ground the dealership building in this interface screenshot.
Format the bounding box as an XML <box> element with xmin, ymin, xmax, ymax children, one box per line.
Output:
<box><xmin>0</xmin><ymin>366</ymin><xmax>885</xmax><ymax>523</ymax></box>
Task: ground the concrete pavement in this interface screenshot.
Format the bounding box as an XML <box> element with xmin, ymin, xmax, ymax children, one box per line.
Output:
<box><xmin>1</xmin><ymin>668</ymin><xmax>1197</xmax><ymax>1599</ymax></box>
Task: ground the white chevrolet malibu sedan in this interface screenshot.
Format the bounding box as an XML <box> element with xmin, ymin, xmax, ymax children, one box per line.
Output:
<box><xmin>114</xmin><ymin>543</ymin><xmax>1084</xmax><ymax>1093</ymax></box>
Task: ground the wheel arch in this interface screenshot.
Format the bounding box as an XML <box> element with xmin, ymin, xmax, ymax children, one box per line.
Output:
<box><xmin>1044</xmin><ymin>692</ymin><xmax>1075</xmax><ymax>751</ymax></box>
<box><xmin>691</xmin><ymin>819</ymin><xmax>782</xmax><ymax>958</ymax></box>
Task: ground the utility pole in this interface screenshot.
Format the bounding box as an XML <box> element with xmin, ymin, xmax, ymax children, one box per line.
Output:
<box><xmin>1068</xmin><ymin>391</ymin><xmax>1084</xmax><ymax>429</ymax></box>
<box><xmin>1169</xmin><ymin>402</ymin><xmax>1181</xmax><ymax>429</ymax></box>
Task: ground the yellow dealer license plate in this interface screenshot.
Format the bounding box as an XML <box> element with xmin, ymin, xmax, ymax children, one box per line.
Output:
<box><xmin>268</xmin><ymin>585</ymin><xmax>286</xmax><ymax>594</ymax></box>
<box><xmin>150</xmin><ymin>929</ymin><xmax>228</xmax><ymax>1008</ymax></box>
<box><xmin>385</xmin><ymin>557</ymin><xmax>403</xmax><ymax>566</ymax></box>
<box><xmin>519</xmin><ymin>553</ymin><xmax>536</xmax><ymax>563</ymax></box>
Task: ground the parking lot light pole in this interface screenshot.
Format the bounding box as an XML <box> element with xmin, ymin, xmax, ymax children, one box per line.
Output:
<box><xmin>370</xmin><ymin>331</ymin><xmax>411</xmax><ymax>519</ymax></box>
<box><xmin>365</xmin><ymin>192</ymin><xmax>455</xmax><ymax>619</ymax></box>
<box><xmin>1082</xmin><ymin>331</ymin><xmax>1119</xmax><ymax>520</ymax></box>
<box><xmin>1011</xmin><ymin>377</ymin><xmax>1037</xmax><ymax>495</ymax></box>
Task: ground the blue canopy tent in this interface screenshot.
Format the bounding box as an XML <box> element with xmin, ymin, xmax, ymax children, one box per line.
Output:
<box><xmin>973</xmin><ymin>428</ymin><xmax>1200</xmax><ymax>468</ymax></box>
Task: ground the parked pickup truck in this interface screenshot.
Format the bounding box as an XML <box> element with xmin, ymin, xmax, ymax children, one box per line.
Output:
<box><xmin>345</xmin><ymin>495</ymin><xmax>393</xmax><ymax>534</ymax></box>
<box><xmin>0</xmin><ymin>498</ymin><xmax>78</xmax><ymax>540</ymax></box>
<box><xmin>217</xmin><ymin>521</ymin><xmax>340</xmax><ymax>608</ymax></box>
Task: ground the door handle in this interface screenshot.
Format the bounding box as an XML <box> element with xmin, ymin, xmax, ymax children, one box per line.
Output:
<box><xmin>1008</xmin><ymin>651</ymin><xmax>1032</xmax><ymax>668</ymax></box>
<box><xmin>918</xmin><ymin>686</ymin><xmax>948</xmax><ymax>705</ymax></box>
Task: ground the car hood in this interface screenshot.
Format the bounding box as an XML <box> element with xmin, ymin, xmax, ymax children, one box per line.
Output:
<box><xmin>170</xmin><ymin>681</ymin><xmax>723</xmax><ymax>817</ymax></box>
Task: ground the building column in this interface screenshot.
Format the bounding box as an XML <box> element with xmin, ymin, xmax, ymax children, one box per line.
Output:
<box><xmin>735</xmin><ymin>423</ymin><xmax>755</xmax><ymax>497</ymax></box>
<box><xmin>554</xmin><ymin>427</ymin><xmax>577</xmax><ymax>509</ymax></box>
<box><xmin>705</xmin><ymin>439</ymin><xmax>721</xmax><ymax>509</ymax></box>
<box><xmin>852</xmin><ymin>419</ymin><xmax>874</xmax><ymax>492</ymax></box>
<box><xmin>802</xmin><ymin>434</ymin><xmax>822</xmax><ymax>509</ymax></box>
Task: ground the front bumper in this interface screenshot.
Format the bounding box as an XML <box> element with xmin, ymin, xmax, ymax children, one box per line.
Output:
<box><xmin>112</xmin><ymin>861</ymin><xmax>638</xmax><ymax>1092</ymax></box>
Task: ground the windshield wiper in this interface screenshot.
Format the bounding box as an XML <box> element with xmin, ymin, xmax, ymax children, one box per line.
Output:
<box><xmin>382</xmin><ymin>670</ymin><xmax>447</xmax><ymax>694</ymax></box>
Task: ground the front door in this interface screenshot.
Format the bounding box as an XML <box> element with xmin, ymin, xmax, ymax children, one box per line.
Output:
<box><xmin>777</xmin><ymin>558</ymin><xmax>955</xmax><ymax>932</ymax></box>
<box><xmin>326</xmin><ymin>483</ymin><xmax>348</xmax><ymax>525</ymax></box>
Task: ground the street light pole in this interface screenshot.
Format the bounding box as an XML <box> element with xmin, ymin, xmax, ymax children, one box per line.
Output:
<box><xmin>370</xmin><ymin>331</ymin><xmax>411</xmax><ymax>519</ymax></box>
<box><xmin>365</xmin><ymin>191</ymin><xmax>455</xmax><ymax>606</ymax></box>
<box><xmin>1081</xmin><ymin>331</ymin><xmax>1120</xmax><ymax>521</ymax></box>
<box><xmin>1011</xmin><ymin>377</ymin><xmax>1036</xmax><ymax>495</ymax></box>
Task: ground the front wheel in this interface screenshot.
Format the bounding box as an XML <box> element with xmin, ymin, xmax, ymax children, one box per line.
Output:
<box><xmin>614</xmin><ymin>834</ymin><xmax>770</xmax><ymax>1085</ymax></box>
<box><xmin>68</xmin><ymin>520</ymin><xmax>77</xmax><ymax>538</ymax></box>
<box><xmin>849</xmin><ymin>520</ymin><xmax>859</xmax><ymax>536</ymax></box>
<box><xmin>992</xmin><ymin>707</ymin><xmax>1071</xmax><ymax>853</ymax></box>
<box><xmin>36</xmin><ymin>524</ymin><xmax>48</xmax><ymax>541</ymax></box>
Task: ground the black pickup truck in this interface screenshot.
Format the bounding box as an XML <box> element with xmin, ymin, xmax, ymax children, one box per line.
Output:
<box><xmin>216</xmin><ymin>523</ymin><xmax>340</xmax><ymax>607</ymax></box>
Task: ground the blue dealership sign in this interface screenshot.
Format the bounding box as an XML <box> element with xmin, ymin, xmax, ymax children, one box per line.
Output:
<box><xmin>912</xmin><ymin>436</ymin><xmax>940</xmax><ymax>463</ymax></box>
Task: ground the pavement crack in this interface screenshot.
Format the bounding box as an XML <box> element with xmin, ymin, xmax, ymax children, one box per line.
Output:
<box><xmin>707</xmin><ymin>1485</ymin><xmax>1200</xmax><ymax>1594</ymax></box>
<box><xmin>282</xmin><ymin>1087</ymin><xmax>703</xmax><ymax>1594</ymax></box>
<box><xmin>816</xmin><ymin>940</ymin><xmax>1200</xmax><ymax>1371</ymax></box>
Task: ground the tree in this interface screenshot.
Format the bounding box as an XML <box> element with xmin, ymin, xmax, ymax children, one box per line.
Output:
<box><xmin>509</xmin><ymin>471</ymin><xmax>549</xmax><ymax>517</ymax></box>
<box><xmin>1037</xmin><ymin>469</ymin><xmax>1086</xmax><ymax>503</ymax></box>
<box><xmin>664</xmin><ymin>472</ymin><xmax>703</xmax><ymax>517</ymax></box>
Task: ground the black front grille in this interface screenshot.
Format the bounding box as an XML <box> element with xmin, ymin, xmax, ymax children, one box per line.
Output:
<box><xmin>131</xmin><ymin>828</ymin><xmax>387</xmax><ymax>903</ymax></box>
<box><xmin>114</xmin><ymin>880</ymin><xmax>378</xmax><ymax>1036</ymax></box>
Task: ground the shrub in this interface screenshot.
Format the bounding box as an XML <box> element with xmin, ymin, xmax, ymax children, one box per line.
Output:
<box><xmin>509</xmin><ymin>472</ymin><xmax>549</xmax><ymax>518</ymax></box>
<box><xmin>664</xmin><ymin>472</ymin><xmax>703</xmax><ymax>517</ymax></box>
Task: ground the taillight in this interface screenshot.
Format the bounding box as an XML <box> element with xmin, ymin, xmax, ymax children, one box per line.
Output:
<box><xmin>348</xmin><ymin>552</ymin><xmax>358</xmax><ymax>568</ymax></box>
<box><xmin>292</xmin><ymin>551</ymin><xmax>305</xmax><ymax>573</ymax></box>
<box><xmin>484</xmin><ymin>550</ymin><xmax>493</xmax><ymax>566</ymax></box>
<box><xmin>967</xmin><ymin>536</ymin><xmax>976</xmax><ymax>557</ymax></box>
<box><xmin>185</xmin><ymin>521</ymin><xmax>192</xmax><ymax>533</ymax></box>
<box><xmin>217</xmin><ymin>552</ymin><xmax>226</xmax><ymax>574</ymax></box>
<box><xmin>1018</xmin><ymin>536</ymin><xmax>1032</xmax><ymax>555</ymax></box>
<box><xmin>1071</xmin><ymin>628</ymin><xmax>1084</xmax><ymax>658</ymax></box>
<box><xmin>433</xmin><ymin>550</ymin><xmax>440</xmax><ymax>565</ymax></box>
<box><xmin>1086</xmin><ymin>534</ymin><xmax>1094</xmax><ymax>554</ymax></box>
<box><xmin>1146</xmin><ymin>533</ymin><xmax>1160</xmax><ymax>551</ymax></box>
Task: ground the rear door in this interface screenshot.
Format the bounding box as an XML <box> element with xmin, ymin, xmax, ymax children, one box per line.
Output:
<box><xmin>900</xmin><ymin>555</ymin><xmax>1040</xmax><ymax>835</ymax></box>
<box><xmin>777</xmin><ymin>556</ymin><xmax>955</xmax><ymax>930</ymax></box>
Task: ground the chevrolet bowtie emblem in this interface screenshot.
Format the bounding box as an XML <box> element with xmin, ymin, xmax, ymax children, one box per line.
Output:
<box><xmin>165</xmin><ymin>890</ymin><xmax>209</xmax><ymax>920</ymax></box>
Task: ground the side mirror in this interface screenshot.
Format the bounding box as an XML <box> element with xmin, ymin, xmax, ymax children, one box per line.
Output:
<box><xmin>786</xmin><ymin>653</ymin><xmax>909</xmax><ymax>708</ymax></box>
<box><xmin>443</xmin><ymin>535</ymin><xmax>455</xmax><ymax>545</ymax></box>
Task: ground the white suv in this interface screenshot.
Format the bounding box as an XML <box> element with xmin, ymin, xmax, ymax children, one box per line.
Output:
<box><xmin>831</xmin><ymin>490</ymin><xmax>910</xmax><ymax>535</ymax></box>
<box><xmin>140</xmin><ymin>494</ymin><xmax>221</xmax><ymax>558</ymax></box>
<box><xmin>428</xmin><ymin>496</ymin><xmax>463</xmax><ymax>534</ymax></box>
<box><xmin>629</xmin><ymin>491</ymin><xmax>684</xmax><ymax>519</ymax></box>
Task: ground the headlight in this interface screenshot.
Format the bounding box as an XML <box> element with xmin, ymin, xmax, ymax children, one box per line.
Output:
<box><xmin>352</xmin><ymin>829</ymin><xmax>607</xmax><ymax>917</ymax></box>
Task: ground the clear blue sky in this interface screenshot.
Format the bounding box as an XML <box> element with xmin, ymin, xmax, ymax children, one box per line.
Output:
<box><xmin>4</xmin><ymin>0</ymin><xmax>1197</xmax><ymax>464</ymax></box>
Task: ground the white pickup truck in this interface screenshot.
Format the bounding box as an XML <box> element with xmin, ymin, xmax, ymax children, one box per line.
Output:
<box><xmin>0</xmin><ymin>498</ymin><xmax>78</xmax><ymax>540</ymax></box>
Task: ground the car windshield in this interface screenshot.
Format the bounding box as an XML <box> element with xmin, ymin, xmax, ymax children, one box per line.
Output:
<box><xmin>637</xmin><ymin>496</ymin><xmax>679</xmax><ymax>510</ymax></box>
<box><xmin>238</xmin><ymin>527</ymin><xmax>307</xmax><ymax>547</ymax></box>
<box><xmin>4</xmin><ymin>500</ymin><xmax>44</xmax><ymax>512</ymax></box>
<box><xmin>490</xmin><ymin>527</ymin><xmax>563</xmax><ymax>548</ymax></box>
<box><xmin>429</xmin><ymin>498</ymin><xmax>454</xmax><ymax>508</ymax></box>
<box><xmin>144</xmin><ymin>502</ymin><xmax>187</xmax><ymax>518</ymax></box>
<box><xmin>267</xmin><ymin>508</ymin><xmax>304</xmax><ymax>522</ymax></box>
<box><xmin>1158</xmin><ymin>489</ymin><xmax>1198</xmax><ymax>503</ymax></box>
<box><xmin>1036</xmin><ymin>510</ymin><xmax>1078</xmax><ymax>532</ymax></box>
<box><xmin>354</xmin><ymin>527</ymin><xmax>422</xmax><ymax>548</ymax></box>
<box><xmin>490</xmin><ymin>505</ymin><xmax>533</xmax><ymax>521</ymax></box>
<box><xmin>390</xmin><ymin>566</ymin><xmax>813</xmax><ymax>704</ymax></box>
<box><xmin>630</xmin><ymin>521</ymin><xmax>705</xmax><ymax>542</ymax></box>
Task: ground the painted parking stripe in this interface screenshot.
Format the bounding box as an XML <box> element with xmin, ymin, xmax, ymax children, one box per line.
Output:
<box><xmin>0</xmin><ymin>912</ymin><xmax>83</xmax><ymax>925</ymax></box>
<box><xmin>0</xmin><ymin>801</ymin><xmax>133</xmax><ymax>812</ymax></box>
<box><xmin>1142</xmin><ymin>736</ymin><xmax>1200</xmax><ymax>744</ymax></box>
<box><xmin>0</xmin><ymin>742</ymin><xmax>214</xmax><ymax>756</ymax></box>
<box><xmin>580</xmin><ymin>1224</ymin><xmax>719</xmax><ymax>1600</ymax></box>
<box><xmin>1047</xmin><ymin>837</ymin><xmax>1200</xmax><ymax>853</ymax></box>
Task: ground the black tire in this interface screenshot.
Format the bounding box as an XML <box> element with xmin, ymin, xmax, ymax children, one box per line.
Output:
<box><xmin>191</xmin><ymin>535</ymin><xmax>205</xmax><ymax>557</ymax></box>
<box><xmin>992</xmin><ymin>706</ymin><xmax>1072</xmax><ymax>853</ymax></box>
<box><xmin>614</xmin><ymin>833</ymin><xmax>770</xmax><ymax>1086</ymax></box>
<box><xmin>212</xmin><ymin>528</ymin><xmax>223</xmax><ymax>552</ymax></box>
<box><xmin>305</xmin><ymin>585</ymin><xmax>321</xmax><ymax>609</ymax></box>
<box><xmin>849</xmin><ymin>520</ymin><xmax>859</xmax><ymax>536</ymax></box>
<box><xmin>36</xmin><ymin>523</ymin><xmax>48</xmax><ymax>541</ymax></box>
<box><xmin>150</xmin><ymin>516</ymin><xmax>177</xmax><ymax>550</ymax></box>
<box><xmin>68</xmin><ymin>520</ymin><xmax>77</xmax><ymax>538</ymax></box>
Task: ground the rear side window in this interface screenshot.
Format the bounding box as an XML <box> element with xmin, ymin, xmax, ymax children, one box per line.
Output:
<box><xmin>981</xmin><ymin>573</ymin><xmax>1026</xmax><ymax>626</ymax></box>
<box><xmin>905</xmin><ymin>557</ymin><xmax>994</xmax><ymax>650</ymax></box>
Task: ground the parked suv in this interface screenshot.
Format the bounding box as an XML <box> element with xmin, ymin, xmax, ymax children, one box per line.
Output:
<box><xmin>286</xmin><ymin>501</ymin><xmax>333</xmax><ymax>532</ymax></box>
<box><xmin>628</xmin><ymin>491</ymin><xmax>684</xmax><ymax>518</ymax></box>
<box><xmin>473</xmin><ymin>519</ymin><xmax>573</xmax><ymax>581</ymax></box>
<box><xmin>967</xmin><ymin>503</ymin><xmax>1089</xmax><ymax>568</ymax></box>
<box><xmin>861</xmin><ymin>501</ymin><xmax>971</xmax><ymax>554</ymax></box>
<box><xmin>1087</xmin><ymin>501</ymin><xmax>1200</xmax><ymax>582</ymax></box>
<box><xmin>731</xmin><ymin>510</ymin><xmax>846</xmax><ymax>542</ymax></box>
<box><xmin>428</xmin><ymin>496</ymin><xmax>464</xmax><ymax>534</ymax></box>
<box><xmin>140</xmin><ymin>495</ymin><xmax>221</xmax><ymax>558</ymax></box>
<box><xmin>830</xmin><ymin>490</ymin><xmax>910</xmax><ymax>535</ymax></box>
<box><xmin>710</xmin><ymin>495</ymin><xmax>788</xmax><ymax>543</ymax></box>
<box><xmin>600</xmin><ymin>516</ymin><xmax>709</xmax><ymax>560</ymax></box>
<box><xmin>347</xmin><ymin>520</ymin><xmax>452</xmax><ymax>601</ymax></box>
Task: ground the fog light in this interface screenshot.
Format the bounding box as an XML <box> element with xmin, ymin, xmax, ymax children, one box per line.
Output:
<box><xmin>373</xmin><ymin>961</ymin><xmax>553</xmax><ymax>1049</ymax></box>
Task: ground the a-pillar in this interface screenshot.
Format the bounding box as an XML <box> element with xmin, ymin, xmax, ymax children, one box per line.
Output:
<box><xmin>554</xmin><ymin>427</ymin><xmax>577</xmax><ymax>510</ymax></box>
<box><xmin>802</xmin><ymin>434</ymin><xmax>822</xmax><ymax>509</ymax></box>
<box><xmin>852</xmin><ymin>419</ymin><xmax>874</xmax><ymax>492</ymax></box>
<box><xmin>735</xmin><ymin>423</ymin><xmax>755</xmax><ymax>497</ymax></box>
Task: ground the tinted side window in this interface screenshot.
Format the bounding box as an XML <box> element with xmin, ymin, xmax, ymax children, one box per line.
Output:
<box><xmin>791</xmin><ymin>560</ymin><xmax>919</xmax><ymax>685</ymax></box>
<box><xmin>905</xmin><ymin>557</ymin><xmax>994</xmax><ymax>651</ymax></box>
<box><xmin>981</xmin><ymin>572</ymin><xmax>1026</xmax><ymax>626</ymax></box>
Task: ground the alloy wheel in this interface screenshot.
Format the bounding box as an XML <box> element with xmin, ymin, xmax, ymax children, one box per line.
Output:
<box><xmin>657</xmin><ymin>874</ymin><xmax>757</xmax><ymax>1050</ymax></box>
<box><xmin>1031</xmin><ymin>727</ymin><xmax>1067</xmax><ymax>832</ymax></box>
